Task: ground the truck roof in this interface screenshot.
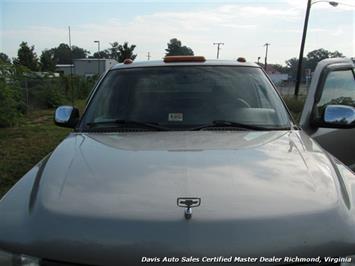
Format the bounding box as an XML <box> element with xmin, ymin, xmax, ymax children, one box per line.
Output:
<box><xmin>111</xmin><ymin>59</ymin><xmax>260</xmax><ymax>70</ymax></box>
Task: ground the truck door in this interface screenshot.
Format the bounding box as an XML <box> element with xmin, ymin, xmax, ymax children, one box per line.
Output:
<box><xmin>299</xmin><ymin>58</ymin><xmax>355</xmax><ymax>170</ymax></box>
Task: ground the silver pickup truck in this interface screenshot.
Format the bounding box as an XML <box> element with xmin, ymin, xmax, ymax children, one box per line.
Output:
<box><xmin>0</xmin><ymin>56</ymin><xmax>355</xmax><ymax>265</ymax></box>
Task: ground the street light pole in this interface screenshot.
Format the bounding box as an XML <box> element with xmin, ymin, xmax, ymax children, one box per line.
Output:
<box><xmin>294</xmin><ymin>0</ymin><xmax>312</xmax><ymax>97</ymax></box>
<box><xmin>94</xmin><ymin>40</ymin><xmax>100</xmax><ymax>75</ymax></box>
<box><xmin>294</xmin><ymin>0</ymin><xmax>338</xmax><ymax>96</ymax></box>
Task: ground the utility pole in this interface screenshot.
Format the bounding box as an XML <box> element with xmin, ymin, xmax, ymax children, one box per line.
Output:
<box><xmin>94</xmin><ymin>40</ymin><xmax>100</xmax><ymax>75</ymax></box>
<box><xmin>147</xmin><ymin>52</ymin><xmax>151</xmax><ymax>60</ymax></box>
<box><xmin>264</xmin><ymin>43</ymin><xmax>271</xmax><ymax>71</ymax></box>
<box><xmin>68</xmin><ymin>26</ymin><xmax>74</xmax><ymax>105</ymax></box>
<box><xmin>213</xmin><ymin>42</ymin><xmax>224</xmax><ymax>59</ymax></box>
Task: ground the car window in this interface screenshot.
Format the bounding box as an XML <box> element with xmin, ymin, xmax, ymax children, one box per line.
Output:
<box><xmin>315</xmin><ymin>69</ymin><xmax>355</xmax><ymax>119</ymax></box>
<box><xmin>82</xmin><ymin>66</ymin><xmax>290</xmax><ymax>129</ymax></box>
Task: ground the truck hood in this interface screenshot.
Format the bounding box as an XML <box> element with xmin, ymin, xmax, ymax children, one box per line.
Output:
<box><xmin>0</xmin><ymin>130</ymin><xmax>354</xmax><ymax>265</ymax></box>
<box><xmin>33</xmin><ymin>130</ymin><xmax>341</xmax><ymax>219</ymax></box>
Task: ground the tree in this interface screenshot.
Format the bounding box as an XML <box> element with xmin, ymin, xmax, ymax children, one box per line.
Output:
<box><xmin>117</xmin><ymin>42</ymin><xmax>137</xmax><ymax>62</ymax></box>
<box><xmin>108</xmin><ymin>42</ymin><xmax>137</xmax><ymax>62</ymax></box>
<box><xmin>305</xmin><ymin>48</ymin><xmax>343</xmax><ymax>71</ymax></box>
<box><xmin>40</xmin><ymin>49</ymin><xmax>56</xmax><ymax>72</ymax></box>
<box><xmin>71</xmin><ymin>45</ymin><xmax>90</xmax><ymax>60</ymax></box>
<box><xmin>13</xmin><ymin>42</ymin><xmax>39</xmax><ymax>71</ymax></box>
<box><xmin>52</xmin><ymin>43</ymin><xmax>72</xmax><ymax>64</ymax></box>
<box><xmin>0</xmin><ymin>53</ymin><xmax>10</xmax><ymax>64</ymax></box>
<box><xmin>329</xmin><ymin>50</ymin><xmax>344</xmax><ymax>58</ymax></box>
<box><xmin>165</xmin><ymin>38</ymin><xmax>194</xmax><ymax>56</ymax></box>
<box><xmin>51</xmin><ymin>43</ymin><xmax>89</xmax><ymax>65</ymax></box>
<box><xmin>270</xmin><ymin>64</ymin><xmax>288</xmax><ymax>73</ymax></box>
<box><xmin>285</xmin><ymin>57</ymin><xmax>305</xmax><ymax>80</ymax></box>
<box><xmin>93</xmin><ymin>50</ymin><xmax>110</xmax><ymax>59</ymax></box>
<box><xmin>108</xmin><ymin>42</ymin><xmax>120</xmax><ymax>61</ymax></box>
<box><xmin>284</xmin><ymin>48</ymin><xmax>344</xmax><ymax>82</ymax></box>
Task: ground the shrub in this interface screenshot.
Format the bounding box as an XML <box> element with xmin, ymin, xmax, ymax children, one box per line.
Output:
<box><xmin>0</xmin><ymin>80</ymin><xmax>23</xmax><ymax>127</ymax></box>
<box><xmin>73</xmin><ymin>75</ymin><xmax>97</xmax><ymax>100</ymax></box>
<box><xmin>29</xmin><ymin>79</ymin><xmax>67</xmax><ymax>108</ymax></box>
<box><xmin>283</xmin><ymin>96</ymin><xmax>306</xmax><ymax>122</ymax></box>
<box><xmin>0</xmin><ymin>63</ymin><xmax>24</xmax><ymax>127</ymax></box>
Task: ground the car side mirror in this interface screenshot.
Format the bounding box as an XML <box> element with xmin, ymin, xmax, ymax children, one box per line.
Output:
<box><xmin>323</xmin><ymin>105</ymin><xmax>355</xmax><ymax>128</ymax></box>
<box><xmin>54</xmin><ymin>106</ymin><xmax>79</xmax><ymax>128</ymax></box>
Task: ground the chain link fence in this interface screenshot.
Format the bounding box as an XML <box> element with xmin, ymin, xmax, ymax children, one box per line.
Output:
<box><xmin>0</xmin><ymin>62</ymin><xmax>98</xmax><ymax>127</ymax></box>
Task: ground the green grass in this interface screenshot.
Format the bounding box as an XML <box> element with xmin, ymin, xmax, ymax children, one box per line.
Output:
<box><xmin>0</xmin><ymin>109</ymin><xmax>71</xmax><ymax>197</ymax></box>
<box><xmin>0</xmin><ymin>100</ymin><xmax>86</xmax><ymax>198</ymax></box>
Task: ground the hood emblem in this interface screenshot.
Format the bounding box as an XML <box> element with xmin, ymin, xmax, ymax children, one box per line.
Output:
<box><xmin>177</xmin><ymin>197</ymin><xmax>201</xmax><ymax>220</ymax></box>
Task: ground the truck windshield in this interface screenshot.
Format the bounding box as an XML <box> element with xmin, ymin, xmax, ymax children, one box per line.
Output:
<box><xmin>82</xmin><ymin>66</ymin><xmax>290</xmax><ymax>130</ymax></box>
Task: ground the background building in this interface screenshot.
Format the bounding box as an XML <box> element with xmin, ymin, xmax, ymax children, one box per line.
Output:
<box><xmin>265</xmin><ymin>65</ymin><xmax>289</xmax><ymax>86</ymax></box>
<box><xmin>73</xmin><ymin>59</ymin><xmax>117</xmax><ymax>76</ymax></box>
<box><xmin>55</xmin><ymin>64</ymin><xmax>74</xmax><ymax>75</ymax></box>
<box><xmin>56</xmin><ymin>59</ymin><xmax>118</xmax><ymax>77</ymax></box>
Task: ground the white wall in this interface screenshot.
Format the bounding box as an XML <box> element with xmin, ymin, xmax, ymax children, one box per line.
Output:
<box><xmin>269</xmin><ymin>73</ymin><xmax>289</xmax><ymax>85</ymax></box>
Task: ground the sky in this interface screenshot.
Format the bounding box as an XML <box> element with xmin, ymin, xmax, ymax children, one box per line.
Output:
<box><xmin>0</xmin><ymin>0</ymin><xmax>354</xmax><ymax>65</ymax></box>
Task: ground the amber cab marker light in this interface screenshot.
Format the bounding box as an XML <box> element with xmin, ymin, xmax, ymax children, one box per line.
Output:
<box><xmin>123</xmin><ymin>59</ymin><xmax>133</xmax><ymax>64</ymax></box>
<box><xmin>164</xmin><ymin>56</ymin><xmax>206</xmax><ymax>63</ymax></box>
<box><xmin>237</xmin><ymin>57</ymin><xmax>246</xmax><ymax>63</ymax></box>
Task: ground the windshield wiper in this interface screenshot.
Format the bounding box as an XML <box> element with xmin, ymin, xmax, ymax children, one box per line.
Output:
<box><xmin>192</xmin><ymin>120</ymin><xmax>286</xmax><ymax>131</ymax></box>
<box><xmin>85</xmin><ymin>120</ymin><xmax>170</xmax><ymax>131</ymax></box>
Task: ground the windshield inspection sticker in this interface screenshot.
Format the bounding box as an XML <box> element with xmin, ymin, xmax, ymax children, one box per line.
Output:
<box><xmin>168</xmin><ymin>113</ymin><xmax>183</xmax><ymax>122</ymax></box>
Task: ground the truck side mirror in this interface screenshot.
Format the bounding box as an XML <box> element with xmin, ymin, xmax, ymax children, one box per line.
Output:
<box><xmin>54</xmin><ymin>106</ymin><xmax>79</xmax><ymax>128</ymax></box>
<box><xmin>323</xmin><ymin>105</ymin><xmax>355</xmax><ymax>128</ymax></box>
